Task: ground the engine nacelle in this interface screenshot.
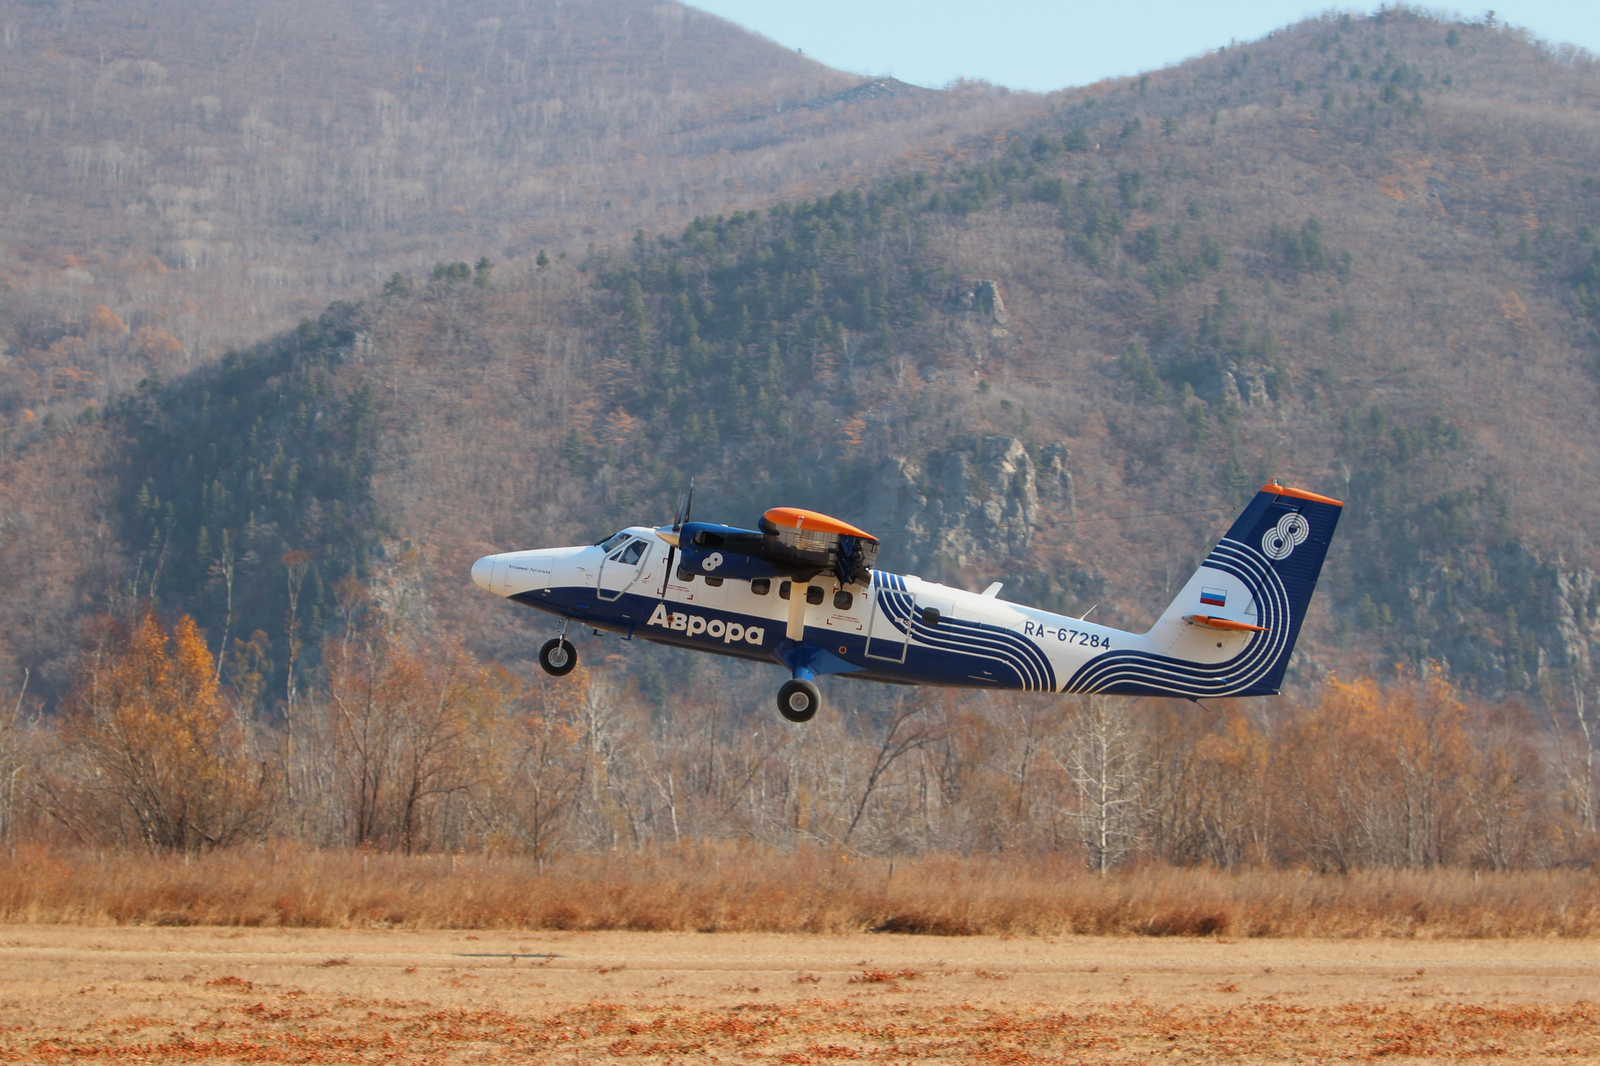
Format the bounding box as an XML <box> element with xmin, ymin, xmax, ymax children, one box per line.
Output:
<box><xmin>671</xmin><ymin>519</ymin><xmax>873</xmax><ymax>587</ymax></box>
<box><xmin>675</xmin><ymin>522</ymin><xmax>786</xmax><ymax>581</ymax></box>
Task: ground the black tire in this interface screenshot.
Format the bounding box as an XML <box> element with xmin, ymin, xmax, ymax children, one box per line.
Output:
<box><xmin>777</xmin><ymin>678</ymin><xmax>821</xmax><ymax>723</ymax></box>
<box><xmin>539</xmin><ymin>637</ymin><xmax>578</xmax><ymax>677</ymax></box>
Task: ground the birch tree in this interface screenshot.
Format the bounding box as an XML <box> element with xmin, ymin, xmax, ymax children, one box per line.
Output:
<box><xmin>1052</xmin><ymin>695</ymin><xmax>1148</xmax><ymax>873</ymax></box>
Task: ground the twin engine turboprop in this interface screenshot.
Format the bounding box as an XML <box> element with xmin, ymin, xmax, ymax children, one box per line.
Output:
<box><xmin>471</xmin><ymin>481</ymin><xmax>1343</xmax><ymax>721</ymax></box>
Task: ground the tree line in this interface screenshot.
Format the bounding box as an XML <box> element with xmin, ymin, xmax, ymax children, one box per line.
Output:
<box><xmin>3</xmin><ymin>606</ymin><xmax>1594</xmax><ymax>872</ymax></box>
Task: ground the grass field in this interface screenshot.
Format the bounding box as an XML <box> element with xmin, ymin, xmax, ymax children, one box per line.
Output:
<box><xmin>6</xmin><ymin>845</ymin><xmax>1600</xmax><ymax>938</ymax></box>
<box><xmin>1</xmin><ymin>927</ymin><xmax>1596</xmax><ymax>1063</ymax></box>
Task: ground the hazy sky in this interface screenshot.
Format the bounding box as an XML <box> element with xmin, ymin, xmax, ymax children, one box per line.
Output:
<box><xmin>686</xmin><ymin>2</ymin><xmax>1600</xmax><ymax>92</ymax></box>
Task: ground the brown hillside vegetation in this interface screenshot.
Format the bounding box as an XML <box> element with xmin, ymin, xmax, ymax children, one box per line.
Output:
<box><xmin>322</xmin><ymin>11</ymin><xmax>1600</xmax><ymax>699</ymax></box>
<box><xmin>0</xmin><ymin>12</ymin><xmax>1596</xmax><ymax>701</ymax></box>
<box><xmin>0</xmin><ymin>0</ymin><xmax>1034</xmax><ymax>418</ymax></box>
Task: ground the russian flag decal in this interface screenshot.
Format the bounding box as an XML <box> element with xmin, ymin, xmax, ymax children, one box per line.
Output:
<box><xmin>1200</xmin><ymin>586</ymin><xmax>1227</xmax><ymax>607</ymax></box>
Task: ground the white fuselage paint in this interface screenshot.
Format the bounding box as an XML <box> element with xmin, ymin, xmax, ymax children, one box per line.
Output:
<box><xmin>472</xmin><ymin>527</ymin><xmax>1256</xmax><ymax>691</ymax></box>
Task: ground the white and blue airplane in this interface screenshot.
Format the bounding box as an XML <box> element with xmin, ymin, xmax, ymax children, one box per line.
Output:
<box><xmin>471</xmin><ymin>481</ymin><xmax>1343</xmax><ymax>721</ymax></box>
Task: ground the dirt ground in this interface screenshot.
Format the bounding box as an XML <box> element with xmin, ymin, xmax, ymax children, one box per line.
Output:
<box><xmin>1</xmin><ymin>927</ymin><xmax>1596</xmax><ymax>1063</ymax></box>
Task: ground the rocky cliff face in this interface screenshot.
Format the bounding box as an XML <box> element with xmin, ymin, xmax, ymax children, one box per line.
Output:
<box><xmin>853</xmin><ymin>440</ymin><xmax>1600</xmax><ymax>703</ymax></box>
<box><xmin>851</xmin><ymin>435</ymin><xmax>1073</xmax><ymax>580</ymax></box>
<box><xmin>1358</xmin><ymin>536</ymin><xmax>1600</xmax><ymax>704</ymax></box>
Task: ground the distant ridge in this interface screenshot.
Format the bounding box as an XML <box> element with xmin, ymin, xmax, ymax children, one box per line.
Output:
<box><xmin>804</xmin><ymin>76</ymin><xmax>933</xmax><ymax>109</ymax></box>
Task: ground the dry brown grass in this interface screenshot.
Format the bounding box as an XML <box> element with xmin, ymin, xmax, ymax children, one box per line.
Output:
<box><xmin>3</xmin><ymin>843</ymin><xmax>1598</xmax><ymax>937</ymax></box>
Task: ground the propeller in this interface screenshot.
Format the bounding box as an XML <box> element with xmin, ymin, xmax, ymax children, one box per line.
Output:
<box><xmin>655</xmin><ymin>478</ymin><xmax>693</xmax><ymax>597</ymax></box>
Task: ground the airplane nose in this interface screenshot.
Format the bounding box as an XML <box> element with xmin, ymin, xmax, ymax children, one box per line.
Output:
<box><xmin>471</xmin><ymin>555</ymin><xmax>496</xmax><ymax>593</ymax></box>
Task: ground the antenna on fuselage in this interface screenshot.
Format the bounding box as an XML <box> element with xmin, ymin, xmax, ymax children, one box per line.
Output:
<box><xmin>1078</xmin><ymin>603</ymin><xmax>1098</xmax><ymax>621</ymax></box>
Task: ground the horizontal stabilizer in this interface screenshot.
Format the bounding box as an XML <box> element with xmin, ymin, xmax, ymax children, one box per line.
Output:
<box><xmin>1185</xmin><ymin>614</ymin><xmax>1269</xmax><ymax>633</ymax></box>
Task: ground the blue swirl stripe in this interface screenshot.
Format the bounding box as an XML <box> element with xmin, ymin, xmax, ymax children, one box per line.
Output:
<box><xmin>1063</xmin><ymin>537</ymin><xmax>1289</xmax><ymax>697</ymax></box>
<box><xmin>871</xmin><ymin>572</ymin><xmax>1055</xmax><ymax>692</ymax></box>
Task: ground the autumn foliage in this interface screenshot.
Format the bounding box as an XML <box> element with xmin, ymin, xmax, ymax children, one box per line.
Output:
<box><xmin>8</xmin><ymin>606</ymin><xmax>1595</xmax><ymax>875</ymax></box>
<box><xmin>0</xmin><ymin>599</ymin><xmax>1592</xmax><ymax>933</ymax></box>
<box><xmin>53</xmin><ymin>613</ymin><xmax>269</xmax><ymax>850</ymax></box>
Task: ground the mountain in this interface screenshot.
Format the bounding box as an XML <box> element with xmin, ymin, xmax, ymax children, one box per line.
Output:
<box><xmin>0</xmin><ymin>0</ymin><xmax>1031</xmax><ymax>418</ymax></box>
<box><xmin>6</xmin><ymin>4</ymin><xmax>1600</xmax><ymax>716</ymax></box>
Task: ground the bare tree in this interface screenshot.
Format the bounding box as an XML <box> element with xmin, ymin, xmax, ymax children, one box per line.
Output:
<box><xmin>209</xmin><ymin>530</ymin><xmax>235</xmax><ymax>685</ymax></box>
<box><xmin>843</xmin><ymin>696</ymin><xmax>948</xmax><ymax>847</ymax></box>
<box><xmin>1052</xmin><ymin>695</ymin><xmax>1148</xmax><ymax>873</ymax></box>
<box><xmin>282</xmin><ymin>550</ymin><xmax>312</xmax><ymax>711</ymax></box>
<box><xmin>1559</xmin><ymin>677</ymin><xmax>1598</xmax><ymax>834</ymax></box>
<box><xmin>0</xmin><ymin>670</ymin><xmax>30</xmax><ymax>844</ymax></box>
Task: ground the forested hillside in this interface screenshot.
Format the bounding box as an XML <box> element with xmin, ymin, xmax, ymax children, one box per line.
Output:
<box><xmin>3</xmin><ymin>5</ymin><xmax>1600</xmax><ymax>865</ymax></box>
<box><xmin>0</xmin><ymin>0</ymin><xmax>1030</xmax><ymax>421</ymax></box>
<box><xmin>8</xmin><ymin>6</ymin><xmax>1600</xmax><ymax>700</ymax></box>
<box><xmin>362</xmin><ymin>7</ymin><xmax>1600</xmax><ymax>706</ymax></box>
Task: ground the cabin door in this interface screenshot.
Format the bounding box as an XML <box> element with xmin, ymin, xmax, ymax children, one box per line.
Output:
<box><xmin>865</xmin><ymin>573</ymin><xmax>911</xmax><ymax>663</ymax></box>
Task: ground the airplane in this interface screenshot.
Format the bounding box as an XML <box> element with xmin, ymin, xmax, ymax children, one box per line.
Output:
<box><xmin>470</xmin><ymin>480</ymin><xmax>1343</xmax><ymax>721</ymax></box>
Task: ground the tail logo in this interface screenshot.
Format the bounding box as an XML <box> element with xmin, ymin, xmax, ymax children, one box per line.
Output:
<box><xmin>1261</xmin><ymin>512</ymin><xmax>1310</xmax><ymax>560</ymax></box>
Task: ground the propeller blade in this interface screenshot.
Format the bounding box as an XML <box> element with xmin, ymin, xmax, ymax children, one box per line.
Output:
<box><xmin>660</xmin><ymin>542</ymin><xmax>676</xmax><ymax>598</ymax></box>
<box><xmin>659</xmin><ymin>477</ymin><xmax>692</xmax><ymax>599</ymax></box>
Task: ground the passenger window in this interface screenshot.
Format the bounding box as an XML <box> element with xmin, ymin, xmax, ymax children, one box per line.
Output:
<box><xmin>677</xmin><ymin>566</ymin><xmax>696</xmax><ymax>583</ymax></box>
<box><xmin>751</xmin><ymin>578</ymin><xmax>771</xmax><ymax>596</ymax></box>
<box><xmin>704</xmin><ymin>576</ymin><xmax>724</xmax><ymax>587</ymax></box>
<box><xmin>805</xmin><ymin>585</ymin><xmax>824</xmax><ymax>605</ymax></box>
<box><xmin>834</xmin><ymin>590</ymin><xmax>853</xmax><ymax>611</ymax></box>
<box><xmin>779</xmin><ymin>581</ymin><xmax>791</xmax><ymax>600</ymax></box>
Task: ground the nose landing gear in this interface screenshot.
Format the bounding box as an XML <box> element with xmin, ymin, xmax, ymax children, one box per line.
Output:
<box><xmin>539</xmin><ymin>619</ymin><xmax>578</xmax><ymax>676</ymax></box>
<box><xmin>539</xmin><ymin>637</ymin><xmax>577</xmax><ymax>676</ymax></box>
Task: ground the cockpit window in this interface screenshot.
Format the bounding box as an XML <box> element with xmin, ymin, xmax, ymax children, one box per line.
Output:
<box><xmin>598</xmin><ymin>531</ymin><xmax>631</xmax><ymax>553</ymax></box>
<box><xmin>618</xmin><ymin>540</ymin><xmax>647</xmax><ymax>565</ymax></box>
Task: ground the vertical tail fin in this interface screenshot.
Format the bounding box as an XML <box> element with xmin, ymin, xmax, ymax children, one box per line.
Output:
<box><xmin>1151</xmin><ymin>481</ymin><xmax>1342</xmax><ymax>695</ymax></box>
<box><xmin>1067</xmin><ymin>481</ymin><xmax>1343</xmax><ymax>697</ymax></box>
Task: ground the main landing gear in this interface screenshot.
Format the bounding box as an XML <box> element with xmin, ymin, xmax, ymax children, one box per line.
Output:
<box><xmin>777</xmin><ymin>677</ymin><xmax>820</xmax><ymax>723</ymax></box>
<box><xmin>539</xmin><ymin>620</ymin><xmax>577</xmax><ymax>676</ymax></box>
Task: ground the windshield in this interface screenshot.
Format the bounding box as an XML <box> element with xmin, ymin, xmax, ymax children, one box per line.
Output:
<box><xmin>597</xmin><ymin>531</ymin><xmax>631</xmax><ymax>552</ymax></box>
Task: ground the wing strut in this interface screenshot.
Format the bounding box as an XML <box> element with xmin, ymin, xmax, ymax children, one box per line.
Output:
<box><xmin>786</xmin><ymin>579</ymin><xmax>808</xmax><ymax>640</ymax></box>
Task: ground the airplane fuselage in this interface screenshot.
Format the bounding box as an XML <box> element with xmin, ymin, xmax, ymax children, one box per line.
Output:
<box><xmin>471</xmin><ymin>526</ymin><xmax>1260</xmax><ymax>694</ymax></box>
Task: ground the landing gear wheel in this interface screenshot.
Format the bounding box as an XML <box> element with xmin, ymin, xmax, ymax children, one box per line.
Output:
<box><xmin>777</xmin><ymin>678</ymin><xmax>821</xmax><ymax>723</ymax></box>
<box><xmin>539</xmin><ymin>637</ymin><xmax>578</xmax><ymax>677</ymax></box>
